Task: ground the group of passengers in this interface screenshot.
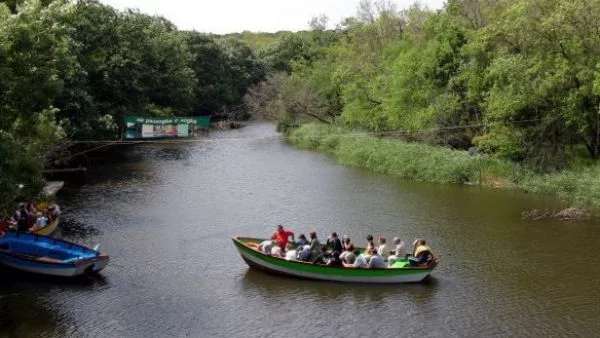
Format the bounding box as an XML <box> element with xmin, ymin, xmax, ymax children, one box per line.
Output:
<box><xmin>0</xmin><ymin>202</ymin><xmax>61</xmax><ymax>232</ymax></box>
<box><xmin>256</xmin><ymin>225</ymin><xmax>436</xmax><ymax>269</ymax></box>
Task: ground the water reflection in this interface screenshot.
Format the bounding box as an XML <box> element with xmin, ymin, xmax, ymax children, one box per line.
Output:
<box><xmin>0</xmin><ymin>293</ymin><xmax>66</xmax><ymax>337</ymax></box>
<box><xmin>239</xmin><ymin>268</ymin><xmax>440</xmax><ymax>307</ymax></box>
<box><xmin>0</xmin><ymin>266</ymin><xmax>109</xmax><ymax>337</ymax></box>
<box><xmin>0</xmin><ymin>265</ymin><xmax>109</xmax><ymax>289</ymax></box>
<box><xmin>4</xmin><ymin>122</ymin><xmax>599</xmax><ymax>337</ymax></box>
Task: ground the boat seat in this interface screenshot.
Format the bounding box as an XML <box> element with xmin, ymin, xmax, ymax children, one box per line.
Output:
<box><xmin>390</xmin><ymin>261</ymin><xmax>409</xmax><ymax>268</ymax></box>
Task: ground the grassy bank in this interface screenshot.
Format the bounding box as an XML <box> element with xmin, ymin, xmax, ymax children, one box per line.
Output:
<box><xmin>288</xmin><ymin>123</ymin><xmax>600</xmax><ymax>208</ymax></box>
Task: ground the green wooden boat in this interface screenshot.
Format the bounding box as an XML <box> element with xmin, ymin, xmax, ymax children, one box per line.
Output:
<box><xmin>232</xmin><ymin>237</ymin><xmax>438</xmax><ymax>283</ymax></box>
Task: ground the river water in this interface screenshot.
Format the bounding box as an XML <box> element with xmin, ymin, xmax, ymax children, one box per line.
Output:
<box><xmin>1</xmin><ymin>122</ymin><xmax>599</xmax><ymax>337</ymax></box>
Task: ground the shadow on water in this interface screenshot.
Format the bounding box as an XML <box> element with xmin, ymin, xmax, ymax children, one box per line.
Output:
<box><xmin>0</xmin><ymin>265</ymin><xmax>109</xmax><ymax>289</ymax></box>
<box><xmin>0</xmin><ymin>292</ymin><xmax>67</xmax><ymax>337</ymax></box>
<box><xmin>239</xmin><ymin>268</ymin><xmax>439</xmax><ymax>303</ymax></box>
<box><xmin>0</xmin><ymin>269</ymin><xmax>109</xmax><ymax>337</ymax></box>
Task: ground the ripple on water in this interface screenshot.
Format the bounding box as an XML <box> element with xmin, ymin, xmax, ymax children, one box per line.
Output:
<box><xmin>4</xmin><ymin>123</ymin><xmax>600</xmax><ymax>337</ymax></box>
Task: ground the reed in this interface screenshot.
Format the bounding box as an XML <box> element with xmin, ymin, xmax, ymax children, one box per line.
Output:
<box><xmin>288</xmin><ymin>123</ymin><xmax>600</xmax><ymax>207</ymax></box>
<box><xmin>288</xmin><ymin>124</ymin><xmax>519</xmax><ymax>185</ymax></box>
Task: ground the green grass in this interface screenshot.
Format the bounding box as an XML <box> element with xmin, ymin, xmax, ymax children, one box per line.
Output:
<box><xmin>288</xmin><ymin>123</ymin><xmax>600</xmax><ymax>208</ymax></box>
<box><xmin>519</xmin><ymin>166</ymin><xmax>600</xmax><ymax>206</ymax></box>
<box><xmin>288</xmin><ymin>123</ymin><xmax>520</xmax><ymax>184</ymax></box>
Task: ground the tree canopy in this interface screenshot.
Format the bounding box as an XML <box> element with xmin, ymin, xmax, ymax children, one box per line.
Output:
<box><xmin>250</xmin><ymin>0</ymin><xmax>600</xmax><ymax>171</ymax></box>
<box><xmin>0</xmin><ymin>0</ymin><xmax>266</xmax><ymax>211</ymax></box>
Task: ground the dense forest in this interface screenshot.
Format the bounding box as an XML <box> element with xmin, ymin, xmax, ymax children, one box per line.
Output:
<box><xmin>3</xmin><ymin>0</ymin><xmax>600</xmax><ymax>211</ymax></box>
<box><xmin>248</xmin><ymin>0</ymin><xmax>600</xmax><ymax>166</ymax></box>
<box><xmin>242</xmin><ymin>0</ymin><xmax>600</xmax><ymax>207</ymax></box>
<box><xmin>0</xmin><ymin>0</ymin><xmax>267</xmax><ymax>212</ymax></box>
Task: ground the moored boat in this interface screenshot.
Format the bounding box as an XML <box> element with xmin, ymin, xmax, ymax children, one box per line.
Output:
<box><xmin>0</xmin><ymin>230</ymin><xmax>109</xmax><ymax>277</ymax></box>
<box><xmin>232</xmin><ymin>237</ymin><xmax>437</xmax><ymax>283</ymax></box>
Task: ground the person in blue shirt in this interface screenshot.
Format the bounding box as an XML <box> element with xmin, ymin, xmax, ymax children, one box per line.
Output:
<box><xmin>295</xmin><ymin>233</ymin><xmax>309</xmax><ymax>248</ymax></box>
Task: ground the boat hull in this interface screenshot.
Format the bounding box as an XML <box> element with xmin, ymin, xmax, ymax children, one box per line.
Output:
<box><xmin>233</xmin><ymin>237</ymin><xmax>435</xmax><ymax>284</ymax></box>
<box><xmin>0</xmin><ymin>252</ymin><xmax>108</xmax><ymax>277</ymax></box>
<box><xmin>30</xmin><ymin>217</ymin><xmax>59</xmax><ymax>236</ymax></box>
<box><xmin>0</xmin><ymin>231</ymin><xmax>109</xmax><ymax>277</ymax></box>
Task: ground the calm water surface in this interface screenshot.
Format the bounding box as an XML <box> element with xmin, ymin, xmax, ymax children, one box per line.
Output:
<box><xmin>1</xmin><ymin>123</ymin><xmax>599</xmax><ymax>337</ymax></box>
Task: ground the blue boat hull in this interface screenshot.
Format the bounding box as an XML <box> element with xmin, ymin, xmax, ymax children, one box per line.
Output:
<box><xmin>0</xmin><ymin>231</ymin><xmax>109</xmax><ymax>277</ymax></box>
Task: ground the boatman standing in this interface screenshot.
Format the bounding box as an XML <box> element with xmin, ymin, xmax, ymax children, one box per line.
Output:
<box><xmin>275</xmin><ymin>224</ymin><xmax>295</xmax><ymax>250</ymax></box>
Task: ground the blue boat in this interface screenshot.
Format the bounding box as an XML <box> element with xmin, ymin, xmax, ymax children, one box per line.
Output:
<box><xmin>0</xmin><ymin>230</ymin><xmax>109</xmax><ymax>277</ymax></box>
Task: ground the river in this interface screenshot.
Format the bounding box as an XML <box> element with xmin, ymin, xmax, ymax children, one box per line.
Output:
<box><xmin>1</xmin><ymin>122</ymin><xmax>599</xmax><ymax>337</ymax></box>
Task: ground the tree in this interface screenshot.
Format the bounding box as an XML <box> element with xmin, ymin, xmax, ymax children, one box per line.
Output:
<box><xmin>216</xmin><ymin>37</ymin><xmax>266</xmax><ymax>119</ymax></box>
<box><xmin>260</xmin><ymin>33</ymin><xmax>313</xmax><ymax>73</ymax></box>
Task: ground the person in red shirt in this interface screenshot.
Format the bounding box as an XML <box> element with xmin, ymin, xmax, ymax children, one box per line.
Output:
<box><xmin>275</xmin><ymin>224</ymin><xmax>294</xmax><ymax>250</ymax></box>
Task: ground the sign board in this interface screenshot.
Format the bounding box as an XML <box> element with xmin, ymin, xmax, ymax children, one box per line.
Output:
<box><xmin>123</xmin><ymin>115</ymin><xmax>210</xmax><ymax>139</ymax></box>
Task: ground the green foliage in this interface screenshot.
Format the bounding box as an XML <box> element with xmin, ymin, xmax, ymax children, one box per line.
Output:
<box><xmin>220</xmin><ymin>31</ymin><xmax>285</xmax><ymax>53</ymax></box>
<box><xmin>0</xmin><ymin>0</ymin><xmax>270</xmax><ymax>206</ymax></box>
<box><xmin>260</xmin><ymin>33</ymin><xmax>314</xmax><ymax>73</ymax></box>
<box><xmin>216</xmin><ymin>37</ymin><xmax>266</xmax><ymax>118</ymax></box>
<box><xmin>269</xmin><ymin>0</ymin><xmax>600</xmax><ymax>175</ymax></box>
<box><xmin>0</xmin><ymin>132</ymin><xmax>44</xmax><ymax>214</ymax></box>
<box><xmin>473</xmin><ymin>125</ymin><xmax>525</xmax><ymax>161</ymax></box>
<box><xmin>50</xmin><ymin>0</ymin><xmax>200</xmax><ymax>139</ymax></box>
<box><xmin>289</xmin><ymin>123</ymin><xmax>521</xmax><ymax>185</ymax></box>
<box><xmin>520</xmin><ymin>166</ymin><xmax>600</xmax><ymax>207</ymax></box>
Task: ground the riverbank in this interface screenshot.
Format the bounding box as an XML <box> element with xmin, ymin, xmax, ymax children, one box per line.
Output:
<box><xmin>287</xmin><ymin>123</ymin><xmax>600</xmax><ymax>209</ymax></box>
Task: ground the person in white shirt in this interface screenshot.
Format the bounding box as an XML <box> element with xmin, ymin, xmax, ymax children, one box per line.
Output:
<box><xmin>271</xmin><ymin>246</ymin><xmax>284</xmax><ymax>257</ymax></box>
<box><xmin>343</xmin><ymin>249</ymin><xmax>368</xmax><ymax>268</ymax></box>
<box><xmin>284</xmin><ymin>249</ymin><xmax>297</xmax><ymax>260</ymax></box>
<box><xmin>259</xmin><ymin>233</ymin><xmax>278</xmax><ymax>255</ymax></box>
<box><xmin>387</xmin><ymin>237</ymin><xmax>406</xmax><ymax>266</ymax></box>
<box><xmin>378</xmin><ymin>236</ymin><xmax>389</xmax><ymax>259</ymax></box>
<box><xmin>368</xmin><ymin>248</ymin><xmax>387</xmax><ymax>269</ymax></box>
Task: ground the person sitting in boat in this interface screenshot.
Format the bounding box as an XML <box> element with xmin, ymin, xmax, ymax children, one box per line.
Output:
<box><xmin>361</xmin><ymin>246</ymin><xmax>374</xmax><ymax>260</ymax></box>
<box><xmin>343</xmin><ymin>249</ymin><xmax>368</xmax><ymax>268</ymax></box>
<box><xmin>310</xmin><ymin>246</ymin><xmax>328</xmax><ymax>265</ymax></box>
<box><xmin>15</xmin><ymin>204</ymin><xmax>29</xmax><ymax>232</ymax></box>
<box><xmin>26</xmin><ymin>202</ymin><xmax>37</xmax><ymax>215</ymax></box>
<box><xmin>378</xmin><ymin>236</ymin><xmax>389</xmax><ymax>260</ymax></box>
<box><xmin>48</xmin><ymin>204</ymin><xmax>61</xmax><ymax>222</ymax></box>
<box><xmin>33</xmin><ymin>212</ymin><xmax>48</xmax><ymax>229</ymax></box>
<box><xmin>408</xmin><ymin>239</ymin><xmax>435</xmax><ymax>267</ymax></box>
<box><xmin>275</xmin><ymin>224</ymin><xmax>294</xmax><ymax>250</ymax></box>
<box><xmin>285</xmin><ymin>248</ymin><xmax>297</xmax><ymax>260</ymax></box>
<box><xmin>367</xmin><ymin>248</ymin><xmax>387</xmax><ymax>269</ymax></box>
<box><xmin>387</xmin><ymin>237</ymin><xmax>406</xmax><ymax>266</ymax></box>
<box><xmin>324</xmin><ymin>250</ymin><xmax>343</xmax><ymax>267</ymax></box>
<box><xmin>297</xmin><ymin>245</ymin><xmax>311</xmax><ymax>262</ymax></box>
<box><xmin>271</xmin><ymin>245</ymin><xmax>285</xmax><ymax>258</ymax></box>
<box><xmin>339</xmin><ymin>236</ymin><xmax>355</xmax><ymax>262</ymax></box>
<box><xmin>258</xmin><ymin>233</ymin><xmax>278</xmax><ymax>255</ymax></box>
<box><xmin>309</xmin><ymin>231</ymin><xmax>321</xmax><ymax>258</ymax></box>
<box><xmin>366</xmin><ymin>234</ymin><xmax>375</xmax><ymax>253</ymax></box>
<box><xmin>295</xmin><ymin>233</ymin><xmax>309</xmax><ymax>248</ymax></box>
<box><xmin>0</xmin><ymin>217</ymin><xmax>14</xmax><ymax>232</ymax></box>
<box><xmin>326</xmin><ymin>232</ymin><xmax>343</xmax><ymax>255</ymax></box>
